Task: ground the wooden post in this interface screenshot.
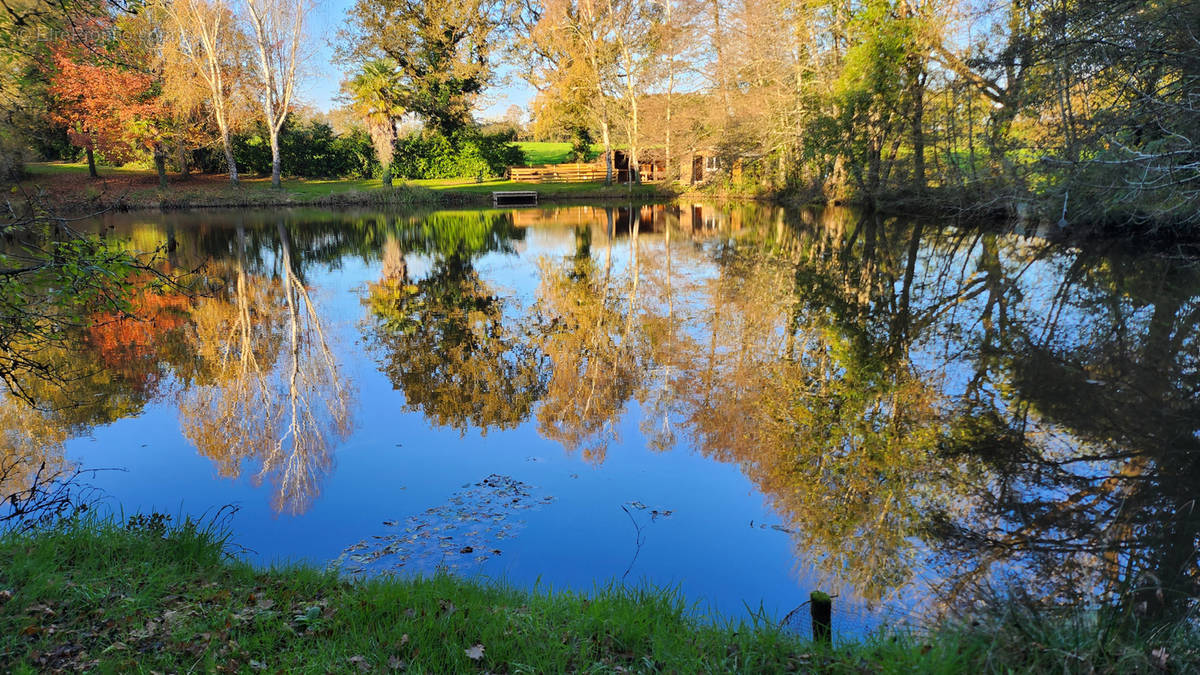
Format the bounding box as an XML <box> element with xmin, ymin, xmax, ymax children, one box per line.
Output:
<box><xmin>810</xmin><ymin>591</ymin><xmax>831</xmax><ymax>644</ymax></box>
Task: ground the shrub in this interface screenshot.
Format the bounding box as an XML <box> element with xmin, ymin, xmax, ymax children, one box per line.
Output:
<box><xmin>393</xmin><ymin>130</ymin><xmax>524</xmax><ymax>180</ymax></box>
<box><xmin>229</xmin><ymin>116</ymin><xmax>380</xmax><ymax>179</ymax></box>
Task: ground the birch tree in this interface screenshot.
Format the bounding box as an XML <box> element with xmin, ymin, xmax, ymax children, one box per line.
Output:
<box><xmin>160</xmin><ymin>0</ymin><xmax>247</xmax><ymax>184</ymax></box>
<box><xmin>244</xmin><ymin>0</ymin><xmax>308</xmax><ymax>188</ymax></box>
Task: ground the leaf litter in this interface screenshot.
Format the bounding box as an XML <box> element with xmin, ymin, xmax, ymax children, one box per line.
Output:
<box><xmin>335</xmin><ymin>474</ymin><xmax>555</xmax><ymax>575</ymax></box>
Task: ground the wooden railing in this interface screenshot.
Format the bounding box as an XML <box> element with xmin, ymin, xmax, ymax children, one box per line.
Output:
<box><xmin>509</xmin><ymin>163</ymin><xmax>629</xmax><ymax>183</ymax></box>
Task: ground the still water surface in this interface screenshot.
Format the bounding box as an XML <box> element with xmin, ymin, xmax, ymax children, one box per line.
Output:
<box><xmin>11</xmin><ymin>203</ymin><xmax>1200</xmax><ymax>634</ymax></box>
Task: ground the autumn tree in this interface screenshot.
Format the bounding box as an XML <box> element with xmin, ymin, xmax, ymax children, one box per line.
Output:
<box><xmin>46</xmin><ymin>42</ymin><xmax>169</xmax><ymax>181</ymax></box>
<box><xmin>517</xmin><ymin>0</ymin><xmax>624</xmax><ymax>182</ymax></box>
<box><xmin>158</xmin><ymin>0</ymin><xmax>248</xmax><ymax>184</ymax></box>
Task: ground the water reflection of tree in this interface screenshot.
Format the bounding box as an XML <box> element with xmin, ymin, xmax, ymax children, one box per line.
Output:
<box><xmin>0</xmin><ymin>275</ymin><xmax>194</xmax><ymax>497</ymax></box>
<box><xmin>364</xmin><ymin>212</ymin><xmax>548</xmax><ymax>435</ymax></box>
<box><xmin>521</xmin><ymin>205</ymin><xmax>1199</xmax><ymax>616</ymax></box>
<box><xmin>932</xmin><ymin>246</ymin><xmax>1200</xmax><ymax>623</ymax></box>
<box><xmin>657</xmin><ymin>212</ymin><xmax>967</xmax><ymax>602</ymax></box>
<box><xmin>179</xmin><ymin>223</ymin><xmax>352</xmax><ymax>515</ymax></box>
<box><xmin>535</xmin><ymin>211</ymin><xmax>641</xmax><ymax>463</ymax></box>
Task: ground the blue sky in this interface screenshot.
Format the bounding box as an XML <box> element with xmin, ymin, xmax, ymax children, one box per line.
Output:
<box><xmin>300</xmin><ymin>0</ymin><xmax>535</xmax><ymax>120</ymax></box>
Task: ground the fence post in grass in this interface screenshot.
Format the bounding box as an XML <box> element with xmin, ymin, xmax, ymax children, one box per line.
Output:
<box><xmin>810</xmin><ymin>591</ymin><xmax>832</xmax><ymax>644</ymax></box>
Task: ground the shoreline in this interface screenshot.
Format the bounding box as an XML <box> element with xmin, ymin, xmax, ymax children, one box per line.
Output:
<box><xmin>4</xmin><ymin>518</ymin><xmax>1194</xmax><ymax>672</ymax></box>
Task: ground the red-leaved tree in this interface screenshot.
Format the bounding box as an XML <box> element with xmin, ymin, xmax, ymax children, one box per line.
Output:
<box><xmin>47</xmin><ymin>42</ymin><xmax>170</xmax><ymax>184</ymax></box>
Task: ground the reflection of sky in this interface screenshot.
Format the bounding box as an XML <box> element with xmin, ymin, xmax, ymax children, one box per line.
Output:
<box><xmin>304</xmin><ymin>0</ymin><xmax>533</xmax><ymax>118</ymax></box>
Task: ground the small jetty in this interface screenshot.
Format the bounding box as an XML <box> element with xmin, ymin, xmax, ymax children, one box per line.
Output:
<box><xmin>492</xmin><ymin>190</ymin><xmax>538</xmax><ymax>207</ymax></box>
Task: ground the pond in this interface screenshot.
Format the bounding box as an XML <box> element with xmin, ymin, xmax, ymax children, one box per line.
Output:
<box><xmin>6</xmin><ymin>202</ymin><xmax>1199</xmax><ymax>635</ymax></box>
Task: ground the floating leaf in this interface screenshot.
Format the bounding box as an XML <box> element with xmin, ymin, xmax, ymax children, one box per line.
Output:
<box><xmin>337</xmin><ymin>474</ymin><xmax>554</xmax><ymax>575</ymax></box>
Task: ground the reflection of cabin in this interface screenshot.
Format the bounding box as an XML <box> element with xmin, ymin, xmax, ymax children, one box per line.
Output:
<box><xmin>507</xmin><ymin>204</ymin><xmax>740</xmax><ymax>236</ymax></box>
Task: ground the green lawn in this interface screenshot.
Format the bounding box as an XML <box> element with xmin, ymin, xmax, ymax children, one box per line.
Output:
<box><xmin>515</xmin><ymin>142</ymin><xmax>605</xmax><ymax>166</ymax></box>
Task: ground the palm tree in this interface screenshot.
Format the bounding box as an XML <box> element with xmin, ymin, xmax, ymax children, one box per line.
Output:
<box><xmin>344</xmin><ymin>59</ymin><xmax>404</xmax><ymax>187</ymax></box>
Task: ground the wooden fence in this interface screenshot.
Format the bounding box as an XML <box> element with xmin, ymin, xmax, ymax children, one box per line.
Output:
<box><xmin>509</xmin><ymin>163</ymin><xmax>629</xmax><ymax>183</ymax></box>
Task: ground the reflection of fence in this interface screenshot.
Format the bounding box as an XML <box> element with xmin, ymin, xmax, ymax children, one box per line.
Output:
<box><xmin>509</xmin><ymin>163</ymin><xmax>629</xmax><ymax>183</ymax></box>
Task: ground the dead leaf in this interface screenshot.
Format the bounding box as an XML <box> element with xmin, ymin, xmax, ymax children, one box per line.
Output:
<box><xmin>400</xmin><ymin>634</ymin><xmax>409</xmax><ymax>646</ymax></box>
<box><xmin>465</xmin><ymin>644</ymin><xmax>485</xmax><ymax>660</ymax></box>
<box><xmin>0</xmin><ymin>590</ymin><xmax>12</xmax><ymax>605</ymax></box>
<box><xmin>249</xmin><ymin>660</ymin><xmax>267</xmax><ymax>671</ymax></box>
<box><xmin>348</xmin><ymin>655</ymin><xmax>370</xmax><ymax>672</ymax></box>
<box><xmin>1151</xmin><ymin>647</ymin><xmax>1169</xmax><ymax>669</ymax></box>
<box><xmin>388</xmin><ymin>655</ymin><xmax>406</xmax><ymax>670</ymax></box>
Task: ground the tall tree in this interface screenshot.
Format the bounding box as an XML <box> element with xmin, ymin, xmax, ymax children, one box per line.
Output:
<box><xmin>340</xmin><ymin>0</ymin><xmax>505</xmax><ymax>137</ymax></box>
<box><xmin>244</xmin><ymin>0</ymin><xmax>308</xmax><ymax>188</ymax></box>
<box><xmin>159</xmin><ymin>0</ymin><xmax>248</xmax><ymax>184</ymax></box>
<box><xmin>517</xmin><ymin>0</ymin><xmax>623</xmax><ymax>183</ymax></box>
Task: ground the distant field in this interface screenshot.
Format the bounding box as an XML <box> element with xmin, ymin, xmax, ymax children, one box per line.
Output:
<box><xmin>515</xmin><ymin>142</ymin><xmax>604</xmax><ymax>166</ymax></box>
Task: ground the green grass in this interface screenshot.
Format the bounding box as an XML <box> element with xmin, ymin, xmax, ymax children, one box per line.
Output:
<box><xmin>515</xmin><ymin>142</ymin><xmax>606</xmax><ymax>166</ymax></box>
<box><xmin>516</xmin><ymin>142</ymin><xmax>574</xmax><ymax>165</ymax></box>
<box><xmin>2</xmin><ymin>517</ymin><xmax>1195</xmax><ymax>673</ymax></box>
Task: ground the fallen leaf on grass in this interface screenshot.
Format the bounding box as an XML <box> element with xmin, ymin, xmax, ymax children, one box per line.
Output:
<box><xmin>388</xmin><ymin>655</ymin><xmax>407</xmax><ymax>670</ymax></box>
<box><xmin>465</xmin><ymin>644</ymin><xmax>485</xmax><ymax>660</ymax></box>
<box><xmin>348</xmin><ymin>655</ymin><xmax>370</xmax><ymax>672</ymax></box>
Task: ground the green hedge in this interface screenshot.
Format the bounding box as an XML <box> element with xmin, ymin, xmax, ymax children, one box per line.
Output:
<box><xmin>392</xmin><ymin>130</ymin><xmax>524</xmax><ymax>180</ymax></box>
<box><xmin>232</xmin><ymin>118</ymin><xmax>378</xmax><ymax>179</ymax></box>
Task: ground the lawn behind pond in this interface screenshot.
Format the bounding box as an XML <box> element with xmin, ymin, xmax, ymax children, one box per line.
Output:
<box><xmin>1</xmin><ymin>516</ymin><xmax>1194</xmax><ymax>673</ymax></box>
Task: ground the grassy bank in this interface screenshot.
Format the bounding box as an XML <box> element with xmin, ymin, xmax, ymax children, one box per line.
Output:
<box><xmin>13</xmin><ymin>163</ymin><xmax>673</xmax><ymax>214</ymax></box>
<box><xmin>2</xmin><ymin>518</ymin><xmax>1195</xmax><ymax>673</ymax></box>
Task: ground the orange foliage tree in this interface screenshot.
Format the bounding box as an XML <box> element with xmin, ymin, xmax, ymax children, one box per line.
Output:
<box><xmin>46</xmin><ymin>41</ymin><xmax>170</xmax><ymax>183</ymax></box>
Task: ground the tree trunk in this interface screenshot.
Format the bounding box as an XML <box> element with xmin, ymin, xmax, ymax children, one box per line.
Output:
<box><xmin>629</xmin><ymin>96</ymin><xmax>640</xmax><ymax>185</ymax></box>
<box><xmin>270</xmin><ymin>128</ymin><xmax>282</xmax><ymax>188</ymax></box>
<box><xmin>664</xmin><ymin>0</ymin><xmax>674</xmax><ymax>181</ymax></box>
<box><xmin>222</xmin><ymin>128</ymin><xmax>239</xmax><ymax>185</ymax></box>
<box><xmin>86</xmin><ymin>146</ymin><xmax>98</xmax><ymax>178</ymax></box>
<box><xmin>911</xmin><ymin>74</ymin><xmax>926</xmax><ymax>194</ymax></box>
<box><xmin>601</xmin><ymin>116</ymin><xmax>613</xmax><ymax>185</ymax></box>
<box><xmin>177</xmin><ymin>138</ymin><xmax>190</xmax><ymax>179</ymax></box>
<box><xmin>153</xmin><ymin>145</ymin><xmax>168</xmax><ymax>189</ymax></box>
<box><xmin>381</xmin><ymin>162</ymin><xmax>393</xmax><ymax>188</ymax></box>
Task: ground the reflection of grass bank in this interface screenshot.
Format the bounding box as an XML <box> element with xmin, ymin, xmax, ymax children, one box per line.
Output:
<box><xmin>14</xmin><ymin>163</ymin><xmax>674</xmax><ymax>214</ymax></box>
<box><xmin>1</xmin><ymin>519</ymin><xmax>1195</xmax><ymax>673</ymax></box>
